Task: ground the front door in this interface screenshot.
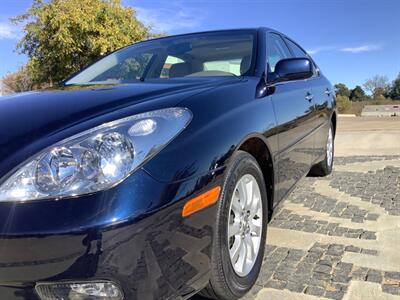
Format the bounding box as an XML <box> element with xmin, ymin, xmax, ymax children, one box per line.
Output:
<box><xmin>266</xmin><ymin>33</ymin><xmax>315</xmax><ymax>202</ymax></box>
<box><xmin>271</xmin><ymin>81</ymin><xmax>315</xmax><ymax>201</ymax></box>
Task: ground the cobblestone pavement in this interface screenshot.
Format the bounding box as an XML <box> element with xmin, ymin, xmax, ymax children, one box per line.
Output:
<box><xmin>242</xmin><ymin>155</ymin><xmax>400</xmax><ymax>300</ymax></box>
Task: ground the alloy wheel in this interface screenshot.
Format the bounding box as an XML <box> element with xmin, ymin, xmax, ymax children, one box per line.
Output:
<box><xmin>327</xmin><ymin>127</ymin><xmax>333</xmax><ymax>167</ymax></box>
<box><xmin>227</xmin><ymin>174</ymin><xmax>263</xmax><ymax>277</ymax></box>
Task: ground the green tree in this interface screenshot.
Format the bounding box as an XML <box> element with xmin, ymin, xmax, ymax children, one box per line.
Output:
<box><xmin>336</xmin><ymin>95</ymin><xmax>352</xmax><ymax>113</ymax></box>
<box><xmin>389</xmin><ymin>73</ymin><xmax>400</xmax><ymax>100</ymax></box>
<box><xmin>334</xmin><ymin>83</ymin><xmax>350</xmax><ymax>97</ymax></box>
<box><xmin>12</xmin><ymin>0</ymin><xmax>152</xmax><ymax>85</ymax></box>
<box><xmin>350</xmin><ymin>85</ymin><xmax>366</xmax><ymax>101</ymax></box>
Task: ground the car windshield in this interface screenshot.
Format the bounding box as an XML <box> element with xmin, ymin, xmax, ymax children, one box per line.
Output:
<box><xmin>65</xmin><ymin>30</ymin><xmax>256</xmax><ymax>85</ymax></box>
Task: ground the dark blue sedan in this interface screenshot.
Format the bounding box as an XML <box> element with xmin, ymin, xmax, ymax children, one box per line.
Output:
<box><xmin>0</xmin><ymin>28</ymin><xmax>336</xmax><ymax>300</ymax></box>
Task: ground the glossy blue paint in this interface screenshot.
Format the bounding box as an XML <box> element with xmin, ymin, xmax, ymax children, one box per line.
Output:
<box><xmin>0</xmin><ymin>168</ymin><xmax>225</xmax><ymax>299</ymax></box>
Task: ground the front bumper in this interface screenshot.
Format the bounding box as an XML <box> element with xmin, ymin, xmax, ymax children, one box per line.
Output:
<box><xmin>0</xmin><ymin>168</ymin><xmax>224</xmax><ymax>300</ymax></box>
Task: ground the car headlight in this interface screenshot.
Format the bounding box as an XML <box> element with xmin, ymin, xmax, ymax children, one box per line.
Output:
<box><xmin>0</xmin><ymin>107</ymin><xmax>192</xmax><ymax>202</ymax></box>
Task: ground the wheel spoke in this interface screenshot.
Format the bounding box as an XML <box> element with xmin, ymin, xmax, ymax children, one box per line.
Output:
<box><xmin>230</xmin><ymin>237</ymin><xmax>242</xmax><ymax>263</ymax></box>
<box><xmin>249</xmin><ymin>196</ymin><xmax>260</xmax><ymax>219</ymax></box>
<box><xmin>245</xmin><ymin>179</ymin><xmax>254</xmax><ymax>210</ymax></box>
<box><xmin>237</xmin><ymin>179</ymin><xmax>247</xmax><ymax>208</ymax></box>
<box><xmin>245</xmin><ymin>235</ymin><xmax>255</xmax><ymax>261</ymax></box>
<box><xmin>237</xmin><ymin>239</ymin><xmax>247</xmax><ymax>273</ymax></box>
<box><xmin>231</xmin><ymin>195</ymin><xmax>242</xmax><ymax>214</ymax></box>
<box><xmin>250</xmin><ymin>219</ymin><xmax>262</xmax><ymax>236</ymax></box>
<box><xmin>229</xmin><ymin>222</ymin><xmax>241</xmax><ymax>238</ymax></box>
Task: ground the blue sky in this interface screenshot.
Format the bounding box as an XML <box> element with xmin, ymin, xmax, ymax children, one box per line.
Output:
<box><xmin>1</xmin><ymin>0</ymin><xmax>399</xmax><ymax>88</ymax></box>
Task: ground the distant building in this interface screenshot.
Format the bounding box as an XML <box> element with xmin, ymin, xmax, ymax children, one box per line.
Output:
<box><xmin>361</xmin><ymin>105</ymin><xmax>400</xmax><ymax>117</ymax></box>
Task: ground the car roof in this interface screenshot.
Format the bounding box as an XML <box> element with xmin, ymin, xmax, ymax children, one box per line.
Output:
<box><xmin>142</xmin><ymin>27</ymin><xmax>281</xmax><ymax>43</ymax></box>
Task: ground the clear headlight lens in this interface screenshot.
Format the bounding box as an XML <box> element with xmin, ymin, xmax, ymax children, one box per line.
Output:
<box><xmin>0</xmin><ymin>107</ymin><xmax>192</xmax><ymax>202</ymax></box>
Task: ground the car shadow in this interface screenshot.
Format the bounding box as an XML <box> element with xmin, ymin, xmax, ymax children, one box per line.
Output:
<box><xmin>189</xmin><ymin>295</ymin><xmax>212</xmax><ymax>299</ymax></box>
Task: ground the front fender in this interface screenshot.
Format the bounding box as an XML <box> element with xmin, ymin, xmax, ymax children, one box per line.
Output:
<box><xmin>143</xmin><ymin>78</ymin><xmax>278</xmax><ymax>183</ymax></box>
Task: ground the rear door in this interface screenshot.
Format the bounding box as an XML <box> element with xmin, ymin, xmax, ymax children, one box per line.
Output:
<box><xmin>266</xmin><ymin>33</ymin><xmax>315</xmax><ymax>202</ymax></box>
<box><xmin>284</xmin><ymin>37</ymin><xmax>331</xmax><ymax>162</ymax></box>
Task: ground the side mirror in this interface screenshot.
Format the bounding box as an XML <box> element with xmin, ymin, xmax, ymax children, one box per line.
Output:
<box><xmin>273</xmin><ymin>58</ymin><xmax>313</xmax><ymax>82</ymax></box>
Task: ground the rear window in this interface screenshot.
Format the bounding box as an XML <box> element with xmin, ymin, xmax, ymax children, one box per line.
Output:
<box><xmin>204</xmin><ymin>59</ymin><xmax>242</xmax><ymax>75</ymax></box>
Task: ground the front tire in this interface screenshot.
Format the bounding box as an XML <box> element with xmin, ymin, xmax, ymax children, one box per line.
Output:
<box><xmin>200</xmin><ymin>151</ymin><xmax>268</xmax><ymax>300</ymax></box>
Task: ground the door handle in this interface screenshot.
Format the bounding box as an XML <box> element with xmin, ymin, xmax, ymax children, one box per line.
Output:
<box><xmin>305</xmin><ymin>92</ymin><xmax>314</xmax><ymax>102</ymax></box>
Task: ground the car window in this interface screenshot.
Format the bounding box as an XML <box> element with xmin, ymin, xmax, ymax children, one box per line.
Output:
<box><xmin>204</xmin><ymin>59</ymin><xmax>242</xmax><ymax>76</ymax></box>
<box><xmin>65</xmin><ymin>31</ymin><xmax>256</xmax><ymax>85</ymax></box>
<box><xmin>90</xmin><ymin>53</ymin><xmax>153</xmax><ymax>82</ymax></box>
<box><xmin>284</xmin><ymin>38</ymin><xmax>308</xmax><ymax>58</ymax></box>
<box><xmin>160</xmin><ymin>56</ymin><xmax>184</xmax><ymax>78</ymax></box>
<box><xmin>266</xmin><ymin>33</ymin><xmax>291</xmax><ymax>72</ymax></box>
<box><xmin>284</xmin><ymin>37</ymin><xmax>319</xmax><ymax>75</ymax></box>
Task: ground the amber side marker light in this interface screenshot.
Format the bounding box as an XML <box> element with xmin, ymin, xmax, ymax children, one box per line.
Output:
<box><xmin>182</xmin><ymin>186</ymin><xmax>221</xmax><ymax>217</ymax></box>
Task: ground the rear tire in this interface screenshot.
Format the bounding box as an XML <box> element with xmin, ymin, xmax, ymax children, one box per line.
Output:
<box><xmin>199</xmin><ymin>151</ymin><xmax>268</xmax><ymax>300</ymax></box>
<box><xmin>309</xmin><ymin>123</ymin><xmax>334</xmax><ymax>176</ymax></box>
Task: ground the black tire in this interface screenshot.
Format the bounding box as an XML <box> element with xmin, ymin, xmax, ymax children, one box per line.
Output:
<box><xmin>309</xmin><ymin>123</ymin><xmax>334</xmax><ymax>176</ymax></box>
<box><xmin>199</xmin><ymin>151</ymin><xmax>268</xmax><ymax>300</ymax></box>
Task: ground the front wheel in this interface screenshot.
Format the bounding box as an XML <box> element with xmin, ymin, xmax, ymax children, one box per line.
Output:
<box><xmin>309</xmin><ymin>123</ymin><xmax>334</xmax><ymax>176</ymax></box>
<box><xmin>200</xmin><ymin>151</ymin><xmax>268</xmax><ymax>300</ymax></box>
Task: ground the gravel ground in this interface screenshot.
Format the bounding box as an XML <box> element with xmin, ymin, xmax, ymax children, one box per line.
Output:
<box><xmin>241</xmin><ymin>155</ymin><xmax>400</xmax><ymax>300</ymax></box>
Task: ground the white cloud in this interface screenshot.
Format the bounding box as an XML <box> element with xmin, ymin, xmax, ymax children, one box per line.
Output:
<box><xmin>340</xmin><ymin>44</ymin><xmax>382</xmax><ymax>53</ymax></box>
<box><xmin>0</xmin><ymin>21</ymin><xmax>20</xmax><ymax>40</ymax></box>
<box><xmin>306</xmin><ymin>49</ymin><xmax>320</xmax><ymax>55</ymax></box>
<box><xmin>135</xmin><ymin>5</ymin><xmax>204</xmax><ymax>33</ymax></box>
<box><xmin>306</xmin><ymin>46</ymin><xmax>335</xmax><ymax>55</ymax></box>
<box><xmin>305</xmin><ymin>44</ymin><xmax>383</xmax><ymax>55</ymax></box>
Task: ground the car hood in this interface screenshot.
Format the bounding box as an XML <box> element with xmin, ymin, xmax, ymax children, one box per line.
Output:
<box><xmin>0</xmin><ymin>79</ymin><xmax>235</xmax><ymax>178</ymax></box>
